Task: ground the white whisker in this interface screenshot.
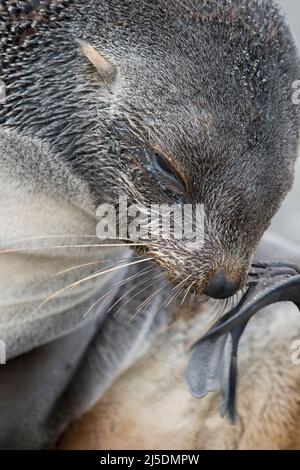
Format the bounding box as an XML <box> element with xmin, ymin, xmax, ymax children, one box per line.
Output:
<box><xmin>115</xmin><ymin>272</ymin><xmax>164</xmax><ymax>320</ymax></box>
<box><xmin>33</xmin><ymin>257</ymin><xmax>155</xmax><ymax>314</ymax></box>
<box><xmin>134</xmin><ymin>281</ymin><xmax>170</xmax><ymax>316</ymax></box>
<box><xmin>190</xmin><ymin>290</ymin><xmax>196</xmax><ymax>307</ymax></box>
<box><xmin>51</xmin><ymin>255</ymin><xmax>146</xmax><ymax>278</ymax></box>
<box><xmin>109</xmin><ymin>268</ymin><xmax>161</xmax><ymax>316</ymax></box>
<box><xmin>181</xmin><ymin>280</ymin><xmax>196</xmax><ymax>306</ymax></box>
<box><xmin>0</xmin><ymin>242</ymin><xmax>149</xmax><ymax>255</ymax></box>
<box><xmin>83</xmin><ymin>266</ymin><xmax>161</xmax><ymax>319</ymax></box>
<box><xmin>165</xmin><ymin>274</ymin><xmax>192</xmax><ymax>308</ymax></box>
<box><xmin>3</xmin><ymin>234</ymin><xmax>142</xmax><ymax>244</ymax></box>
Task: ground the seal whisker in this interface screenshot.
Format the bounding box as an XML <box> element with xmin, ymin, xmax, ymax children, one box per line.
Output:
<box><xmin>0</xmin><ymin>243</ymin><xmax>150</xmax><ymax>255</ymax></box>
<box><xmin>181</xmin><ymin>280</ymin><xmax>196</xmax><ymax>306</ymax></box>
<box><xmin>51</xmin><ymin>255</ymin><xmax>148</xmax><ymax>279</ymax></box>
<box><xmin>109</xmin><ymin>268</ymin><xmax>162</xmax><ymax>317</ymax></box>
<box><xmin>128</xmin><ymin>274</ymin><xmax>168</xmax><ymax>322</ymax></box>
<box><xmin>165</xmin><ymin>286</ymin><xmax>185</xmax><ymax>310</ymax></box>
<box><xmin>129</xmin><ymin>280</ymin><xmax>170</xmax><ymax>323</ymax></box>
<box><xmin>146</xmin><ymin>277</ymin><xmax>192</xmax><ymax>327</ymax></box>
<box><xmin>164</xmin><ymin>274</ymin><xmax>193</xmax><ymax>308</ymax></box>
<box><xmin>190</xmin><ymin>290</ymin><xmax>197</xmax><ymax>308</ymax></box>
<box><xmin>33</xmin><ymin>257</ymin><xmax>156</xmax><ymax>314</ymax></box>
<box><xmin>133</xmin><ymin>281</ymin><xmax>171</xmax><ymax>318</ymax></box>
<box><xmin>84</xmin><ymin>266</ymin><xmax>162</xmax><ymax>319</ymax></box>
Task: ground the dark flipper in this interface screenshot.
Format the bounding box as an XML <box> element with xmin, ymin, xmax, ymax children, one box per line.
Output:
<box><xmin>186</xmin><ymin>262</ymin><xmax>300</xmax><ymax>423</ymax></box>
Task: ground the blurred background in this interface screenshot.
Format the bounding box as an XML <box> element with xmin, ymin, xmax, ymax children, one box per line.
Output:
<box><xmin>270</xmin><ymin>0</ymin><xmax>300</xmax><ymax>242</ymax></box>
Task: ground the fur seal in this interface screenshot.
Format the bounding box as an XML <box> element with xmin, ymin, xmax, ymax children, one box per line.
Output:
<box><xmin>0</xmin><ymin>0</ymin><xmax>299</xmax><ymax>449</ymax></box>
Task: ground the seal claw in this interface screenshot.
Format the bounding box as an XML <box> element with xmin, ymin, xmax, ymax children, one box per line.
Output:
<box><xmin>187</xmin><ymin>261</ymin><xmax>300</xmax><ymax>422</ymax></box>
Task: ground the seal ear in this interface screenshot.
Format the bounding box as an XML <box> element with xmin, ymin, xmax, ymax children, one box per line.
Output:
<box><xmin>75</xmin><ymin>39</ymin><xmax>118</xmax><ymax>84</ymax></box>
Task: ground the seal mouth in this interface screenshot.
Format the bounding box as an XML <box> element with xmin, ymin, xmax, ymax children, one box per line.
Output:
<box><xmin>134</xmin><ymin>239</ymin><xmax>250</xmax><ymax>302</ymax></box>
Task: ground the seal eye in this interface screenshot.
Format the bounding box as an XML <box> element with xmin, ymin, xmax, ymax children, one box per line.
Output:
<box><xmin>154</xmin><ymin>153</ymin><xmax>186</xmax><ymax>194</ymax></box>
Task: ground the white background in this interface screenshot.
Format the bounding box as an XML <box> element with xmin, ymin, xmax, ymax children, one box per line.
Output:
<box><xmin>271</xmin><ymin>1</ymin><xmax>300</xmax><ymax>242</ymax></box>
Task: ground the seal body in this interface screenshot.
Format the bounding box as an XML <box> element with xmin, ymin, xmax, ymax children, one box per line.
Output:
<box><xmin>1</xmin><ymin>0</ymin><xmax>300</xmax><ymax>293</ymax></box>
<box><xmin>59</xmin><ymin>299</ymin><xmax>300</xmax><ymax>450</ymax></box>
<box><xmin>0</xmin><ymin>0</ymin><xmax>299</xmax><ymax>449</ymax></box>
<box><xmin>58</xmin><ymin>235</ymin><xmax>300</xmax><ymax>450</ymax></box>
<box><xmin>0</xmin><ymin>0</ymin><xmax>299</xmax><ymax>294</ymax></box>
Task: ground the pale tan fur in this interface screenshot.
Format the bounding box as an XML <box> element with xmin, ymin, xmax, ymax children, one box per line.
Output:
<box><xmin>57</xmin><ymin>299</ymin><xmax>300</xmax><ymax>450</ymax></box>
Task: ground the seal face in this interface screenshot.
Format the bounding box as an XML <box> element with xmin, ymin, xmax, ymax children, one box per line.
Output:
<box><xmin>1</xmin><ymin>0</ymin><xmax>300</xmax><ymax>298</ymax></box>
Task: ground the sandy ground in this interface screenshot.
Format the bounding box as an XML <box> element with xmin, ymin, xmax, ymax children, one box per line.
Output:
<box><xmin>270</xmin><ymin>1</ymin><xmax>300</xmax><ymax>242</ymax></box>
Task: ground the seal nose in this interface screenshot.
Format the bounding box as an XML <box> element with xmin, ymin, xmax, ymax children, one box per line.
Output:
<box><xmin>205</xmin><ymin>269</ymin><xmax>239</xmax><ymax>299</ymax></box>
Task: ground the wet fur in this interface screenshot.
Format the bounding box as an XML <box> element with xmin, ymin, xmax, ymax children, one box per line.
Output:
<box><xmin>0</xmin><ymin>0</ymin><xmax>300</xmax><ymax>449</ymax></box>
<box><xmin>1</xmin><ymin>0</ymin><xmax>300</xmax><ymax>291</ymax></box>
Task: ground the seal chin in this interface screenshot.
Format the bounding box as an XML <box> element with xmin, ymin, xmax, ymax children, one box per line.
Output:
<box><xmin>204</xmin><ymin>269</ymin><xmax>240</xmax><ymax>299</ymax></box>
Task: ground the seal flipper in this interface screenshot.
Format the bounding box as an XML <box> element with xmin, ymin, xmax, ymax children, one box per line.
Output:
<box><xmin>186</xmin><ymin>319</ymin><xmax>248</xmax><ymax>424</ymax></box>
<box><xmin>187</xmin><ymin>262</ymin><xmax>300</xmax><ymax>423</ymax></box>
<box><xmin>187</xmin><ymin>286</ymin><xmax>255</xmax><ymax>422</ymax></box>
<box><xmin>203</xmin><ymin>274</ymin><xmax>300</xmax><ymax>342</ymax></box>
<box><xmin>220</xmin><ymin>321</ymin><xmax>248</xmax><ymax>424</ymax></box>
<box><xmin>186</xmin><ymin>331</ymin><xmax>230</xmax><ymax>399</ymax></box>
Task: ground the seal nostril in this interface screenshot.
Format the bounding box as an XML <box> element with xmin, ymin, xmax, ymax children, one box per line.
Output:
<box><xmin>204</xmin><ymin>269</ymin><xmax>239</xmax><ymax>299</ymax></box>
